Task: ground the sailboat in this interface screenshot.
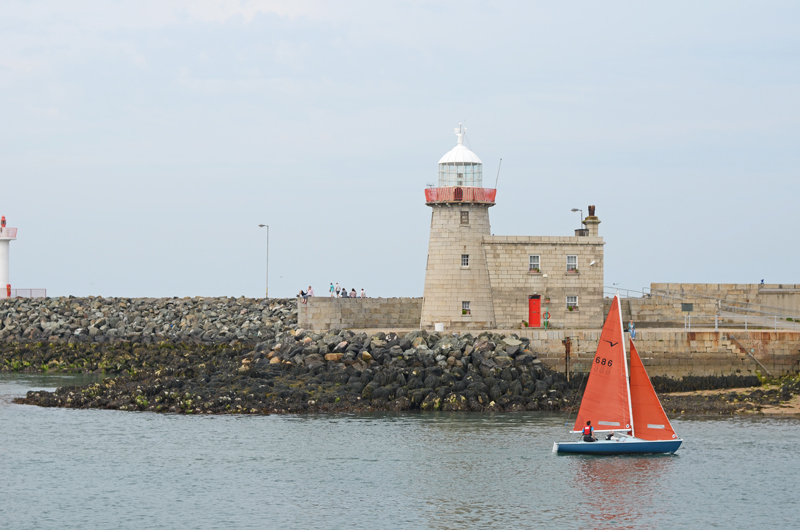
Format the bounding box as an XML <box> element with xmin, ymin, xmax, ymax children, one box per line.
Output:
<box><xmin>553</xmin><ymin>295</ymin><xmax>682</xmax><ymax>455</ymax></box>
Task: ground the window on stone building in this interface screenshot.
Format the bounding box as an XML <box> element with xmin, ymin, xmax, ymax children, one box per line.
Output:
<box><xmin>462</xmin><ymin>301</ymin><xmax>471</xmax><ymax>315</ymax></box>
<box><xmin>567</xmin><ymin>255</ymin><xmax>578</xmax><ymax>272</ymax></box>
<box><xmin>529</xmin><ymin>255</ymin><xmax>540</xmax><ymax>272</ymax></box>
<box><xmin>460</xmin><ymin>211</ymin><xmax>469</xmax><ymax>224</ymax></box>
<box><xmin>461</xmin><ymin>254</ymin><xmax>469</xmax><ymax>267</ymax></box>
<box><xmin>567</xmin><ymin>296</ymin><xmax>578</xmax><ymax>310</ymax></box>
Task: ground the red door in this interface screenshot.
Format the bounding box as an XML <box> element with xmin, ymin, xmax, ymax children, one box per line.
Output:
<box><xmin>528</xmin><ymin>295</ymin><xmax>541</xmax><ymax>327</ymax></box>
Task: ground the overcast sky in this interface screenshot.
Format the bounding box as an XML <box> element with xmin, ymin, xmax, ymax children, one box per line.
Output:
<box><xmin>1</xmin><ymin>1</ymin><xmax>798</xmax><ymax>299</ymax></box>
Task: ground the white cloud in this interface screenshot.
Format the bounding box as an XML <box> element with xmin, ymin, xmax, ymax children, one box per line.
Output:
<box><xmin>179</xmin><ymin>0</ymin><xmax>325</xmax><ymax>23</ymax></box>
<box><xmin>0</xmin><ymin>0</ymin><xmax>327</xmax><ymax>31</ymax></box>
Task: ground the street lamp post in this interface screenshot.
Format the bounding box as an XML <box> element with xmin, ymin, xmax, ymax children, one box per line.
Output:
<box><xmin>570</xmin><ymin>208</ymin><xmax>583</xmax><ymax>227</ymax></box>
<box><xmin>258</xmin><ymin>224</ymin><xmax>269</xmax><ymax>298</ymax></box>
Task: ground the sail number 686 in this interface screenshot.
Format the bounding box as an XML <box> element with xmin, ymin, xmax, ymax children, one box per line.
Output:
<box><xmin>595</xmin><ymin>357</ymin><xmax>613</xmax><ymax>367</ymax></box>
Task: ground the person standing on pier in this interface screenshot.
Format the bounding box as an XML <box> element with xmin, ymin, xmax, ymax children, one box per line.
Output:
<box><xmin>330</xmin><ymin>283</ymin><xmax>335</xmax><ymax>297</ymax></box>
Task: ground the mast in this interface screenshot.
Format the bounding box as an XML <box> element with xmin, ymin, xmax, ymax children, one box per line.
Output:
<box><xmin>618</xmin><ymin>292</ymin><xmax>635</xmax><ymax>437</ymax></box>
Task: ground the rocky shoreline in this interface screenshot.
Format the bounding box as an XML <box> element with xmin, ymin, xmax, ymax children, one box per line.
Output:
<box><xmin>660</xmin><ymin>377</ymin><xmax>800</xmax><ymax>415</ymax></box>
<box><xmin>7</xmin><ymin>329</ymin><xmax>799</xmax><ymax>416</ymax></box>
<box><xmin>3</xmin><ymin>296</ymin><xmax>799</xmax><ymax>416</ymax></box>
<box><xmin>9</xmin><ymin>329</ymin><xmax>582</xmax><ymax>413</ymax></box>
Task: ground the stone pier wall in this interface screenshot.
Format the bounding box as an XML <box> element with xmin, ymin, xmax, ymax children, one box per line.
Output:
<box><xmin>651</xmin><ymin>283</ymin><xmax>800</xmax><ymax>317</ymax></box>
<box><xmin>603</xmin><ymin>297</ymin><xmax>719</xmax><ymax>326</ymax></box>
<box><xmin>519</xmin><ymin>329</ymin><xmax>800</xmax><ymax>378</ymax></box>
<box><xmin>298</xmin><ymin>297</ymin><xmax>422</xmax><ymax>331</ymax></box>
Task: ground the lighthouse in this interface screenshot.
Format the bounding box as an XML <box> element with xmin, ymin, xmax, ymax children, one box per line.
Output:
<box><xmin>420</xmin><ymin>126</ymin><xmax>497</xmax><ymax>329</ymax></box>
<box><xmin>0</xmin><ymin>216</ymin><xmax>17</xmax><ymax>299</ymax></box>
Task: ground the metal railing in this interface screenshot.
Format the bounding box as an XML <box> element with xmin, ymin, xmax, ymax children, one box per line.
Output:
<box><xmin>604</xmin><ymin>286</ymin><xmax>652</xmax><ymax>299</ymax></box>
<box><xmin>718</xmin><ymin>311</ymin><xmax>800</xmax><ymax>331</ymax></box>
<box><xmin>605</xmin><ymin>285</ymin><xmax>800</xmax><ymax>330</ymax></box>
<box><xmin>650</xmin><ymin>286</ymin><xmax>800</xmax><ymax>318</ymax></box>
<box><xmin>679</xmin><ymin>314</ymin><xmax>800</xmax><ymax>331</ymax></box>
<box><xmin>6</xmin><ymin>289</ymin><xmax>47</xmax><ymax>299</ymax></box>
<box><xmin>424</xmin><ymin>187</ymin><xmax>497</xmax><ymax>204</ymax></box>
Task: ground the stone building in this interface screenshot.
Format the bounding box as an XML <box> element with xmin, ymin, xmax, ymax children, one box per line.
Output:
<box><xmin>420</xmin><ymin>126</ymin><xmax>605</xmax><ymax>330</ymax></box>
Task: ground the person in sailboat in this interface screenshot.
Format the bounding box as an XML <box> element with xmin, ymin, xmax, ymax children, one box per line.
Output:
<box><xmin>581</xmin><ymin>421</ymin><xmax>596</xmax><ymax>442</ymax></box>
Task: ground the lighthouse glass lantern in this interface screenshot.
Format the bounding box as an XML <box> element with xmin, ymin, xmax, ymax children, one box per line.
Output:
<box><xmin>437</xmin><ymin>124</ymin><xmax>483</xmax><ymax>187</ymax></box>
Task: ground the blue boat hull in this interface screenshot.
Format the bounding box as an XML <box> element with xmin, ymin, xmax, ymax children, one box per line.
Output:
<box><xmin>554</xmin><ymin>438</ymin><xmax>682</xmax><ymax>455</ymax></box>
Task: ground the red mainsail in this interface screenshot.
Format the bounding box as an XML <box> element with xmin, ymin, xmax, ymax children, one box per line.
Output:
<box><xmin>573</xmin><ymin>296</ymin><xmax>631</xmax><ymax>433</ymax></box>
<box><xmin>629</xmin><ymin>340</ymin><xmax>677</xmax><ymax>441</ymax></box>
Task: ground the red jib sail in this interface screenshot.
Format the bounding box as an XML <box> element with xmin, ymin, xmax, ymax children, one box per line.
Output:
<box><xmin>573</xmin><ymin>296</ymin><xmax>631</xmax><ymax>433</ymax></box>
<box><xmin>629</xmin><ymin>339</ymin><xmax>677</xmax><ymax>441</ymax></box>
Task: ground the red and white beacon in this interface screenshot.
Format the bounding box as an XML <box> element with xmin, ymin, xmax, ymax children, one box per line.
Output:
<box><xmin>0</xmin><ymin>216</ymin><xmax>18</xmax><ymax>298</ymax></box>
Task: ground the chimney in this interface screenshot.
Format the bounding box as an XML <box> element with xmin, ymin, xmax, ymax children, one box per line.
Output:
<box><xmin>582</xmin><ymin>205</ymin><xmax>600</xmax><ymax>237</ymax></box>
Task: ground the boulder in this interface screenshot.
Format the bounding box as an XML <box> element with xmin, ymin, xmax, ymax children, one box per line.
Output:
<box><xmin>494</xmin><ymin>356</ymin><xmax>513</xmax><ymax>368</ymax></box>
<box><xmin>323</xmin><ymin>334</ymin><xmax>340</xmax><ymax>347</ymax></box>
<box><xmin>515</xmin><ymin>354</ymin><xmax>536</xmax><ymax>367</ymax></box>
<box><xmin>304</xmin><ymin>354</ymin><xmax>325</xmax><ymax>369</ymax></box>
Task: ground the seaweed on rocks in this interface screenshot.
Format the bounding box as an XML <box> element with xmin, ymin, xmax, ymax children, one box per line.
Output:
<box><xmin>651</xmin><ymin>375</ymin><xmax>762</xmax><ymax>393</ymax></box>
<box><xmin>659</xmin><ymin>387</ymin><xmax>784</xmax><ymax>415</ymax></box>
<box><xmin>12</xmin><ymin>326</ymin><xmax>588</xmax><ymax>414</ymax></box>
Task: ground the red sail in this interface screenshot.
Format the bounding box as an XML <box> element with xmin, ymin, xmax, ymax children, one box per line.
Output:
<box><xmin>573</xmin><ymin>296</ymin><xmax>631</xmax><ymax>433</ymax></box>
<box><xmin>629</xmin><ymin>340</ymin><xmax>677</xmax><ymax>441</ymax></box>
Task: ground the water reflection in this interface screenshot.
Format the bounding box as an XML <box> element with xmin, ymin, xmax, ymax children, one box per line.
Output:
<box><xmin>0</xmin><ymin>372</ymin><xmax>104</xmax><ymax>405</ymax></box>
<box><xmin>569</xmin><ymin>455</ymin><xmax>676</xmax><ymax>530</ymax></box>
<box><xmin>3</xmin><ymin>375</ymin><xmax>799</xmax><ymax>530</ymax></box>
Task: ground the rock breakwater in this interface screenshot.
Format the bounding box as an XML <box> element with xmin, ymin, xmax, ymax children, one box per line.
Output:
<box><xmin>14</xmin><ymin>329</ymin><xmax>580</xmax><ymax>413</ymax></box>
<box><xmin>0</xmin><ymin>296</ymin><xmax>296</xmax><ymax>345</ymax></box>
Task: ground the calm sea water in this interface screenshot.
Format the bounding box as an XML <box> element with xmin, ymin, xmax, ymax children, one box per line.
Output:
<box><xmin>1</xmin><ymin>373</ymin><xmax>798</xmax><ymax>530</ymax></box>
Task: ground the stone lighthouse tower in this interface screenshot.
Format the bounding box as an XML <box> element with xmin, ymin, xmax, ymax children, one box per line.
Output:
<box><xmin>420</xmin><ymin>126</ymin><xmax>497</xmax><ymax>329</ymax></box>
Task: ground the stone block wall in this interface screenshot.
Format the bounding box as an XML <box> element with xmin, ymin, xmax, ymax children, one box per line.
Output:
<box><xmin>298</xmin><ymin>297</ymin><xmax>423</xmax><ymax>331</ymax></box>
<box><xmin>604</xmin><ymin>296</ymin><xmax>719</xmax><ymax>327</ymax></box>
<box><xmin>421</xmin><ymin>203</ymin><xmax>496</xmax><ymax>329</ymax></box>
<box><xmin>484</xmin><ymin>236</ymin><xmax>604</xmax><ymax>329</ymax></box>
<box><xmin>516</xmin><ymin>329</ymin><xmax>800</xmax><ymax>378</ymax></box>
<box><xmin>651</xmin><ymin>283</ymin><xmax>800</xmax><ymax>318</ymax></box>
